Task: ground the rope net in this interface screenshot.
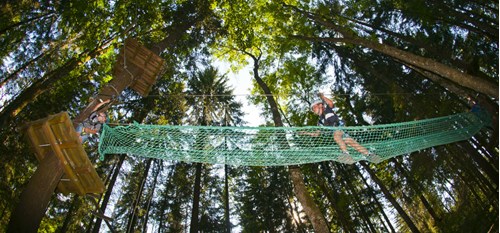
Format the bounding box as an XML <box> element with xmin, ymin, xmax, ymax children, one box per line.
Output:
<box><xmin>98</xmin><ymin>112</ymin><xmax>489</xmax><ymax>166</ymax></box>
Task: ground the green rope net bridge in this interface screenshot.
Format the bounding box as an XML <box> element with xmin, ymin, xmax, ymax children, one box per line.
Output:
<box><xmin>98</xmin><ymin>111</ymin><xmax>490</xmax><ymax>166</ymax></box>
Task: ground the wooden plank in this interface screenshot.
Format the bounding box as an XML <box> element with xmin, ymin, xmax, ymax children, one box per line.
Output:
<box><xmin>119</xmin><ymin>39</ymin><xmax>164</xmax><ymax>75</ymax></box>
<box><xmin>26</xmin><ymin>127</ymin><xmax>46</xmax><ymax>162</ymax></box>
<box><xmin>41</xmin><ymin>123</ymin><xmax>86</xmax><ymax>195</ymax></box>
<box><xmin>24</xmin><ymin>105</ymin><xmax>105</xmax><ymax>197</ymax></box>
<box><xmin>74</xmin><ymin>165</ymin><xmax>92</xmax><ymax>174</ymax></box>
<box><xmin>142</xmin><ymin>51</ymin><xmax>154</xmax><ymax>68</ymax></box>
<box><xmin>127</xmin><ymin>49</ymin><xmax>164</xmax><ymax>97</ymax></box>
<box><xmin>62</xmin><ymin>112</ymin><xmax>105</xmax><ymax>194</ymax></box>
<box><xmin>58</xmin><ymin>141</ymin><xmax>81</xmax><ymax>149</ymax></box>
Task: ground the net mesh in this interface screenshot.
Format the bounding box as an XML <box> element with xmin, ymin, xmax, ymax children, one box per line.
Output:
<box><xmin>98</xmin><ymin>111</ymin><xmax>488</xmax><ymax>166</ymax></box>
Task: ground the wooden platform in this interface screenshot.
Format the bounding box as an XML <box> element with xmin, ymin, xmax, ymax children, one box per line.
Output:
<box><xmin>113</xmin><ymin>38</ymin><xmax>165</xmax><ymax>97</ymax></box>
<box><xmin>25</xmin><ymin>112</ymin><xmax>105</xmax><ymax>195</ymax></box>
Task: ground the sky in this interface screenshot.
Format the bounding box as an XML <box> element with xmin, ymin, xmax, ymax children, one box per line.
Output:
<box><xmin>212</xmin><ymin>58</ymin><xmax>341</xmax><ymax>127</ymax></box>
<box><xmin>213</xmin><ymin>59</ymin><xmax>266</xmax><ymax>127</ymax></box>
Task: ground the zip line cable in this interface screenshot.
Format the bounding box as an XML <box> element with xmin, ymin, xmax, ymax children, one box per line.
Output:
<box><xmin>97</xmin><ymin>92</ymin><xmax>428</xmax><ymax>99</ymax></box>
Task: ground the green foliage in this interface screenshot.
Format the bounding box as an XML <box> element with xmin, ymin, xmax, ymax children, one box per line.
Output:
<box><xmin>0</xmin><ymin>0</ymin><xmax>497</xmax><ymax>232</ymax></box>
<box><xmin>234</xmin><ymin>166</ymin><xmax>299</xmax><ymax>232</ymax></box>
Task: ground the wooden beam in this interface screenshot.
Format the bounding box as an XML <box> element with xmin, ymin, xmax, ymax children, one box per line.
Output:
<box><xmin>92</xmin><ymin>211</ymin><xmax>113</xmax><ymax>222</ymax></box>
<box><xmin>7</xmin><ymin>153</ymin><xmax>64</xmax><ymax>233</ymax></box>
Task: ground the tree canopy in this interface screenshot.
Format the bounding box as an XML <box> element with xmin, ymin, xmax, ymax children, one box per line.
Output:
<box><xmin>0</xmin><ymin>0</ymin><xmax>497</xmax><ymax>232</ymax></box>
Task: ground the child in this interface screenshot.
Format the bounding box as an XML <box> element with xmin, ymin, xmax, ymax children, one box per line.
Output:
<box><xmin>309</xmin><ymin>93</ymin><xmax>380</xmax><ymax>163</ymax></box>
<box><xmin>76</xmin><ymin>111</ymin><xmax>107</xmax><ymax>143</ymax></box>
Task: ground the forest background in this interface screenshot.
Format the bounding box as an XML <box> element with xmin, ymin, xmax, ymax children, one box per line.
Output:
<box><xmin>0</xmin><ymin>0</ymin><xmax>498</xmax><ymax>232</ymax></box>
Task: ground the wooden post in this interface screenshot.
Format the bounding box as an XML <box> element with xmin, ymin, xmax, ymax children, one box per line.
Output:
<box><xmin>7</xmin><ymin>153</ymin><xmax>64</xmax><ymax>233</ymax></box>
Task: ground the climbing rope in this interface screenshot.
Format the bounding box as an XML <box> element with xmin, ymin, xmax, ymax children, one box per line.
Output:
<box><xmin>98</xmin><ymin>110</ymin><xmax>490</xmax><ymax>166</ymax></box>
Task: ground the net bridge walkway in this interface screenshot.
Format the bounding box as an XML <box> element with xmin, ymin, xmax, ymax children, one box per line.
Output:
<box><xmin>98</xmin><ymin>111</ymin><xmax>489</xmax><ymax>166</ymax></box>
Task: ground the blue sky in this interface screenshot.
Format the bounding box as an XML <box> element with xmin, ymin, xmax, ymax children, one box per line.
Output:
<box><xmin>213</xmin><ymin>59</ymin><xmax>265</xmax><ymax>126</ymax></box>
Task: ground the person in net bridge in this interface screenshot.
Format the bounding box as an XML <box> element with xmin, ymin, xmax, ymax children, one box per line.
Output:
<box><xmin>75</xmin><ymin>98</ymin><xmax>110</xmax><ymax>143</ymax></box>
<box><xmin>308</xmin><ymin>93</ymin><xmax>380</xmax><ymax>164</ymax></box>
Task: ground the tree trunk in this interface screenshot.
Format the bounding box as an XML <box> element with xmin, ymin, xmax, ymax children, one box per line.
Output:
<box><xmin>339</xmin><ymin>166</ymin><xmax>377</xmax><ymax>233</ymax></box>
<box><xmin>392</xmin><ymin>159</ymin><xmax>442</xmax><ymax>224</ymax></box>
<box><xmin>459</xmin><ymin>141</ymin><xmax>499</xmax><ymax>188</ymax></box>
<box><xmin>447</xmin><ymin>155</ymin><xmax>490</xmax><ymax>209</ymax></box>
<box><xmin>7</xmin><ymin>153</ymin><xmax>64</xmax><ymax>233</ymax></box>
<box><xmin>448</xmin><ymin>145</ymin><xmax>496</xmax><ymax>197</ymax></box>
<box><xmin>445</xmin><ymin>145</ymin><xmax>496</xmax><ymax>207</ymax></box>
<box><xmin>434</xmin><ymin>2</ymin><xmax>498</xmax><ymax>40</ymax></box>
<box><xmin>245</xmin><ymin>51</ymin><xmax>330</xmax><ymax>233</ymax></box>
<box><xmin>149</xmin><ymin>1</ymin><xmax>212</xmax><ymax>55</ymax></box>
<box><xmin>126</xmin><ymin>159</ymin><xmax>153</xmax><ymax>233</ymax></box>
<box><xmin>289</xmin><ymin>167</ymin><xmax>330</xmax><ymax>233</ymax></box>
<box><xmin>0</xmin><ymin>40</ymin><xmax>113</xmax><ymax>126</ymax></box>
<box><xmin>318</xmin><ymin>163</ymin><xmax>356</xmax><ymax>233</ymax></box>
<box><xmin>293</xmin><ymin>9</ymin><xmax>499</xmax><ymax>98</ymax></box>
<box><xmin>346</xmin><ymin>13</ymin><xmax>495</xmax><ymax>81</ymax></box>
<box><xmin>92</xmin><ymin>156</ymin><xmax>125</xmax><ymax>233</ymax></box>
<box><xmin>224</xmin><ymin>164</ymin><xmax>231</xmax><ymax>233</ymax></box>
<box><xmin>190</xmin><ymin>163</ymin><xmax>202</xmax><ymax>233</ymax></box>
<box><xmin>0</xmin><ymin>11</ymin><xmax>55</xmax><ymax>35</ymax></box>
<box><xmin>59</xmin><ymin>196</ymin><xmax>79</xmax><ymax>233</ymax></box>
<box><xmin>355</xmin><ymin>167</ymin><xmax>396</xmax><ymax>233</ymax></box>
<box><xmin>360</xmin><ymin>162</ymin><xmax>421</xmax><ymax>233</ymax></box>
<box><xmin>474</xmin><ymin>131</ymin><xmax>499</xmax><ymax>170</ymax></box>
<box><xmin>1</xmin><ymin>48</ymin><xmax>46</xmax><ymax>89</ymax></box>
<box><xmin>405</xmin><ymin>64</ymin><xmax>478</xmax><ymax>99</ymax></box>
<box><xmin>142</xmin><ymin>160</ymin><xmax>161</xmax><ymax>233</ymax></box>
<box><xmin>286</xmin><ymin>195</ymin><xmax>306</xmax><ymax>233</ymax></box>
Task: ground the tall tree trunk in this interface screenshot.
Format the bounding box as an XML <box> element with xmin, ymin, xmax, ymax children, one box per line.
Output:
<box><xmin>189</xmin><ymin>163</ymin><xmax>202</xmax><ymax>233</ymax></box>
<box><xmin>1</xmin><ymin>48</ymin><xmax>45</xmax><ymax>89</ymax></box>
<box><xmin>292</xmin><ymin>8</ymin><xmax>499</xmax><ymax>98</ymax></box>
<box><xmin>445</xmin><ymin>146</ymin><xmax>496</xmax><ymax>207</ymax></box>
<box><xmin>318</xmin><ymin>163</ymin><xmax>356</xmax><ymax>233</ymax></box>
<box><xmin>360</xmin><ymin>162</ymin><xmax>421</xmax><ymax>233</ymax></box>
<box><xmin>244</xmin><ymin>51</ymin><xmax>329</xmax><ymax>233</ymax></box>
<box><xmin>7</xmin><ymin>152</ymin><xmax>64</xmax><ymax>233</ymax></box>
<box><xmin>392</xmin><ymin>159</ymin><xmax>442</xmax><ymax>224</ymax></box>
<box><xmin>224</xmin><ymin>164</ymin><xmax>231</xmax><ymax>233</ymax></box>
<box><xmin>355</xmin><ymin>167</ymin><xmax>396</xmax><ymax>233</ymax></box>
<box><xmin>459</xmin><ymin>141</ymin><xmax>499</xmax><ymax>188</ymax></box>
<box><xmin>92</xmin><ymin>156</ymin><xmax>125</xmax><ymax>233</ymax></box>
<box><xmin>59</xmin><ymin>196</ymin><xmax>79</xmax><ymax>233</ymax></box>
<box><xmin>0</xmin><ymin>11</ymin><xmax>55</xmax><ymax>35</ymax></box>
<box><xmin>156</xmin><ymin>164</ymin><xmax>178</xmax><ymax>233</ymax></box>
<box><xmin>448</xmin><ymin>145</ymin><xmax>496</xmax><ymax>198</ymax></box>
<box><xmin>286</xmin><ymin>195</ymin><xmax>306</xmax><ymax>233</ymax></box>
<box><xmin>433</xmin><ymin>2</ymin><xmax>498</xmax><ymax>40</ymax></box>
<box><xmin>288</xmin><ymin>168</ymin><xmax>330</xmax><ymax>233</ymax></box>
<box><xmin>126</xmin><ymin>159</ymin><xmax>153</xmax><ymax>233</ymax></box>
<box><xmin>338</xmin><ymin>166</ymin><xmax>377</xmax><ymax>233</ymax></box>
<box><xmin>142</xmin><ymin>160</ymin><xmax>161</xmax><ymax>233</ymax></box>
<box><xmin>149</xmin><ymin>0</ymin><xmax>212</xmax><ymax>55</ymax></box>
<box><xmin>474</xmin><ymin>131</ymin><xmax>499</xmax><ymax>170</ymax></box>
<box><xmin>0</xmin><ymin>39</ymin><xmax>113</xmax><ymax>126</ymax></box>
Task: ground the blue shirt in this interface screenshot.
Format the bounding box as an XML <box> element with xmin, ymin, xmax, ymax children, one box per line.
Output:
<box><xmin>318</xmin><ymin>105</ymin><xmax>340</xmax><ymax>127</ymax></box>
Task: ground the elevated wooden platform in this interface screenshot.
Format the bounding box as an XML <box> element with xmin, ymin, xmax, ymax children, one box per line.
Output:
<box><xmin>113</xmin><ymin>38</ymin><xmax>165</xmax><ymax>97</ymax></box>
<box><xmin>25</xmin><ymin>112</ymin><xmax>105</xmax><ymax>195</ymax></box>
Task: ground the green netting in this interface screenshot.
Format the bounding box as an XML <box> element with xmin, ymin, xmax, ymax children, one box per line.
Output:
<box><xmin>98</xmin><ymin>111</ymin><xmax>489</xmax><ymax>166</ymax></box>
